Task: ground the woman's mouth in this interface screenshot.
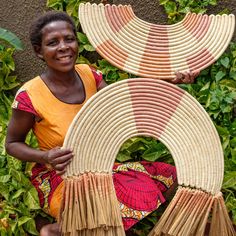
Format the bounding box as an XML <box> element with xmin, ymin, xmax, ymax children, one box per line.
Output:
<box><xmin>57</xmin><ymin>55</ymin><xmax>72</xmax><ymax>62</ymax></box>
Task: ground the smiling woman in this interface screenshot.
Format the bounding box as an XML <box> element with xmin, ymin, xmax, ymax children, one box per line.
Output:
<box><xmin>4</xmin><ymin>11</ymin><xmax>107</xmax><ymax>236</ymax></box>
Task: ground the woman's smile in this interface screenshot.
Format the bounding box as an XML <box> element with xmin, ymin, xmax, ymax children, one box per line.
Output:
<box><xmin>56</xmin><ymin>55</ymin><xmax>73</xmax><ymax>65</ymax></box>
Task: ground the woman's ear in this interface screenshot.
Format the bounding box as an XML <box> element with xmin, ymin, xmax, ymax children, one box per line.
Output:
<box><xmin>33</xmin><ymin>45</ymin><xmax>44</xmax><ymax>60</ymax></box>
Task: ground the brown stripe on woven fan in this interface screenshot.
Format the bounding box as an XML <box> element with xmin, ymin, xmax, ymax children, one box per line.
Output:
<box><xmin>139</xmin><ymin>25</ymin><xmax>172</xmax><ymax>77</ymax></box>
<box><xmin>59</xmin><ymin>78</ymin><xmax>235</xmax><ymax>235</ymax></box>
<box><xmin>79</xmin><ymin>3</ymin><xmax>235</xmax><ymax>79</ymax></box>
<box><xmin>182</xmin><ymin>13</ymin><xmax>212</xmax><ymax>40</ymax></box>
<box><xmin>104</xmin><ymin>4</ymin><xmax>134</xmax><ymax>33</ymax></box>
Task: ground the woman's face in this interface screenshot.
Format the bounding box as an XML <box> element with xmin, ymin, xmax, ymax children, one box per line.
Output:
<box><xmin>37</xmin><ymin>20</ymin><xmax>78</xmax><ymax>73</ymax></box>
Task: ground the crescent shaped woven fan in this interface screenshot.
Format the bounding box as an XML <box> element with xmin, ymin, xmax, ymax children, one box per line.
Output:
<box><xmin>79</xmin><ymin>3</ymin><xmax>235</xmax><ymax>79</ymax></box>
<box><xmin>59</xmin><ymin>78</ymin><xmax>235</xmax><ymax>236</ymax></box>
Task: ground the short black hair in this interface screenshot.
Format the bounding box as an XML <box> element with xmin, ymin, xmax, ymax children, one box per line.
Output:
<box><xmin>29</xmin><ymin>11</ymin><xmax>77</xmax><ymax>48</ymax></box>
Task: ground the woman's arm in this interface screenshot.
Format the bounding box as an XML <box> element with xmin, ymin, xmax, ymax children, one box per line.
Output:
<box><xmin>97</xmin><ymin>79</ymin><xmax>107</xmax><ymax>91</ymax></box>
<box><xmin>5</xmin><ymin>109</ymin><xmax>73</xmax><ymax>175</ymax></box>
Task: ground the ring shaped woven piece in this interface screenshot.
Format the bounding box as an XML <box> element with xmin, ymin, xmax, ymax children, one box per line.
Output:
<box><xmin>79</xmin><ymin>3</ymin><xmax>235</xmax><ymax>80</ymax></box>
<box><xmin>60</xmin><ymin>78</ymin><xmax>235</xmax><ymax>236</ymax></box>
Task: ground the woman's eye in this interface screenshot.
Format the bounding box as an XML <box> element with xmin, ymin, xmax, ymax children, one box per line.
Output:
<box><xmin>47</xmin><ymin>40</ymin><xmax>57</xmax><ymax>46</ymax></box>
<box><xmin>66</xmin><ymin>37</ymin><xmax>75</xmax><ymax>42</ymax></box>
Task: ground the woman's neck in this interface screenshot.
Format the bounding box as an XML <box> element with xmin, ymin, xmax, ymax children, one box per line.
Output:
<box><xmin>42</xmin><ymin>67</ymin><xmax>77</xmax><ymax>86</ymax></box>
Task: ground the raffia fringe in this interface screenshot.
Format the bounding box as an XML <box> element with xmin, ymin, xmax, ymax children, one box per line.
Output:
<box><xmin>59</xmin><ymin>173</ymin><xmax>125</xmax><ymax>236</ymax></box>
<box><xmin>148</xmin><ymin>187</ymin><xmax>236</xmax><ymax>236</ymax></box>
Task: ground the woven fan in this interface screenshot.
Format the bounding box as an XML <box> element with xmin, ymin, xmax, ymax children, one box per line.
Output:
<box><xmin>79</xmin><ymin>3</ymin><xmax>235</xmax><ymax>80</ymax></box>
<box><xmin>59</xmin><ymin>78</ymin><xmax>235</xmax><ymax>236</ymax></box>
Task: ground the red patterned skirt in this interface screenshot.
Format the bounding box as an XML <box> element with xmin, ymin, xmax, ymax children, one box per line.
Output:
<box><xmin>31</xmin><ymin>161</ymin><xmax>176</xmax><ymax>230</ymax></box>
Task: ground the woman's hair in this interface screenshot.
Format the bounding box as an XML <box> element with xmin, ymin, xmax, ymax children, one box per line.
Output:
<box><xmin>29</xmin><ymin>11</ymin><xmax>77</xmax><ymax>48</ymax></box>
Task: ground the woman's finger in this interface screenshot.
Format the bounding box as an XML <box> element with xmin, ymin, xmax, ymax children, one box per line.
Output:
<box><xmin>54</xmin><ymin>159</ymin><xmax>72</xmax><ymax>171</ymax></box>
<box><xmin>50</xmin><ymin>152</ymin><xmax>73</xmax><ymax>165</ymax></box>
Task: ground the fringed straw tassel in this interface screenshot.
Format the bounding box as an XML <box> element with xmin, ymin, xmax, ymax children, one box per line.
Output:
<box><xmin>148</xmin><ymin>187</ymin><xmax>236</xmax><ymax>236</ymax></box>
<box><xmin>59</xmin><ymin>173</ymin><xmax>125</xmax><ymax>236</ymax></box>
<box><xmin>209</xmin><ymin>193</ymin><xmax>235</xmax><ymax>236</ymax></box>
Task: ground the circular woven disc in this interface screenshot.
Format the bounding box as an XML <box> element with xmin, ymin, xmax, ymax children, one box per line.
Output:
<box><xmin>63</xmin><ymin>78</ymin><xmax>224</xmax><ymax>195</ymax></box>
<box><xmin>79</xmin><ymin>3</ymin><xmax>235</xmax><ymax>79</ymax></box>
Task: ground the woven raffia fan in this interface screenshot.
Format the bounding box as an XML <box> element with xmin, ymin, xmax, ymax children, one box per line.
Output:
<box><xmin>59</xmin><ymin>78</ymin><xmax>236</xmax><ymax>236</ymax></box>
<box><xmin>79</xmin><ymin>3</ymin><xmax>235</xmax><ymax>79</ymax></box>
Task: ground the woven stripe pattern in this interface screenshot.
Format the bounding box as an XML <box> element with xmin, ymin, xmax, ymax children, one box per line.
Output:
<box><xmin>79</xmin><ymin>3</ymin><xmax>235</xmax><ymax>79</ymax></box>
<box><xmin>63</xmin><ymin>78</ymin><xmax>223</xmax><ymax>195</ymax></box>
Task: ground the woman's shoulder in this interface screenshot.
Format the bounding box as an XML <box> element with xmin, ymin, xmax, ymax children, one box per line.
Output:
<box><xmin>13</xmin><ymin>76</ymin><xmax>41</xmax><ymax>98</ymax></box>
<box><xmin>21</xmin><ymin>76</ymin><xmax>42</xmax><ymax>90</ymax></box>
<box><xmin>75</xmin><ymin>64</ymin><xmax>103</xmax><ymax>88</ymax></box>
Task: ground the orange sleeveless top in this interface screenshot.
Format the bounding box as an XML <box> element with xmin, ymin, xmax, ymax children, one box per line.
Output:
<box><xmin>13</xmin><ymin>64</ymin><xmax>97</xmax><ymax>150</ymax></box>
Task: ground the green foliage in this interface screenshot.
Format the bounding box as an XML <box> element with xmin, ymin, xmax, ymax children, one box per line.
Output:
<box><xmin>159</xmin><ymin>0</ymin><xmax>218</xmax><ymax>23</ymax></box>
<box><xmin>77</xmin><ymin>32</ymin><xmax>95</xmax><ymax>53</ymax></box>
<box><xmin>96</xmin><ymin>59</ymin><xmax>133</xmax><ymax>84</ymax></box>
<box><xmin>0</xmin><ymin>29</ymin><xmax>43</xmax><ymax>235</ymax></box>
<box><xmin>0</xmin><ymin>49</ymin><xmax>20</xmax><ymax>92</ymax></box>
<box><xmin>0</xmin><ymin>156</ymin><xmax>41</xmax><ymax>235</ymax></box>
<box><xmin>0</xmin><ymin>30</ymin><xmax>22</xmax><ymax>93</ymax></box>
<box><xmin>117</xmin><ymin>137</ymin><xmax>173</xmax><ymax>164</ymax></box>
<box><xmin>0</xmin><ymin>28</ymin><xmax>24</xmax><ymax>51</ymax></box>
<box><xmin>0</xmin><ymin>94</ymin><xmax>41</xmax><ymax>236</ymax></box>
<box><xmin>47</xmin><ymin>0</ymin><xmax>88</xmax><ymax>26</ymax></box>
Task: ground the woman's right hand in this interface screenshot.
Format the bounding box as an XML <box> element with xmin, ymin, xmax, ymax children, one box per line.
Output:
<box><xmin>43</xmin><ymin>147</ymin><xmax>73</xmax><ymax>175</ymax></box>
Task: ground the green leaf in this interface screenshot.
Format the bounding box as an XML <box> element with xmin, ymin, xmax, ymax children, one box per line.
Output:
<box><xmin>17</xmin><ymin>216</ymin><xmax>32</xmax><ymax>227</ymax></box>
<box><xmin>208</xmin><ymin>0</ymin><xmax>217</xmax><ymax>5</ymax></box>
<box><xmin>215</xmin><ymin>71</ymin><xmax>226</xmax><ymax>82</ymax></box>
<box><xmin>8</xmin><ymin>157</ymin><xmax>22</xmax><ymax>170</ymax></box>
<box><xmin>77</xmin><ymin>32</ymin><xmax>88</xmax><ymax>44</ymax></box>
<box><xmin>9</xmin><ymin>168</ymin><xmax>31</xmax><ymax>186</ymax></box>
<box><xmin>0</xmin><ymin>175</ymin><xmax>11</xmax><ymax>183</ymax></box>
<box><xmin>142</xmin><ymin>151</ymin><xmax>164</xmax><ymax>161</ymax></box>
<box><xmin>23</xmin><ymin>187</ymin><xmax>40</xmax><ymax>210</ymax></box>
<box><xmin>79</xmin><ymin>44</ymin><xmax>84</xmax><ymax>53</ymax></box>
<box><xmin>0</xmin><ymin>183</ymin><xmax>10</xmax><ymax>200</ymax></box>
<box><xmin>221</xmin><ymin>57</ymin><xmax>230</xmax><ymax>68</ymax></box>
<box><xmin>164</xmin><ymin>1</ymin><xmax>177</xmax><ymax>14</ymax></box>
<box><xmin>83</xmin><ymin>44</ymin><xmax>95</xmax><ymax>52</ymax></box>
<box><xmin>23</xmin><ymin>218</ymin><xmax>38</xmax><ymax>235</ymax></box>
<box><xmin>118</xmin><ymin>72</ymin><xmax>129</xmax><ymax>80</ymax></box>
<box><xmin>76</xmin><ymin>55</ymin><xmax>91</xmax><ymax>65</ymax></box>
<box><xmin>66</xmin><ymin>0</ymin><xmax>78</xmax><ymax>16</ymax></box>
<box><xmin>232</xmin><ymin>148</ymin><xmax>236</xmax><ymax>165</ymax></box>
<box><xmin>230</xmin><ymin>137</ymin><xmax>236</xmax><ymax>148</ymax></box>
<box><xmin>220</xmin><ymin>79</ymin><xmax>236</xmax><ymax>91</ymax></box>
<box><xmin>223</xmin><ymin>171</ymin><xmax>236</xmax><ymax>190</ymax></box>
<box><xmin>229</xmin><ymin>71</ymin><xmax>236</xmax><ymax>80</ymax></box>
<box><xmin>2</xmin><ymin>81</ymin><xmax>20</xmax><ymax>90</ymax></box>
<box><xmin>0</xmin><ymin>155</ymin><xmax>6</xmax><ymax>168</ymax></box>
<box><xmin>199</xmin><ymin>81</ymin><xmax>210</xmax><ymax>92</ymax></box>
<box><xmin>0</xmin><ymin>28</ymin><xmax>24</xmax><ymax>50</ymax></box>
<box><xmin>12</xmin><ymin>189</ymin><xmax>25</xmax><ymax>200</ymax></box>
<box><xmin>116</xmin><ymin>153</ymin><xmax>132</xmax><ymax>162</ymax></box>
<box><xmin>47</xmin><ymin>0</ymin><xmax>64</xmax><ymax>11</ymax></box>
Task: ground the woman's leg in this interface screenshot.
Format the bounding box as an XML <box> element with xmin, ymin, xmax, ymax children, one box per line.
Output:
<box><xmin>35</xmin><ymin>215</ymin><xmax>60</xmax><ymax>236</ymax></box>
<box><xmin>40</xmin><ymin>223</ymin><xmax>60</xmax><ymax>236</ymax></box>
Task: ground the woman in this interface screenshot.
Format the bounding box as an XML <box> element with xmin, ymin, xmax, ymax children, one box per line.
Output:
<box><xmin>5</xmin><ymin>11</ymin><xmax>196</xmax><ymax>236</ymax></box>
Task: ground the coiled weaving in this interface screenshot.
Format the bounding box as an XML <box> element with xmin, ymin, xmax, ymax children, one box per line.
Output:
<box><xmin>79</xmin><ymin>3</ymin><xmax>235</xmax><ymax>80</ymax></box>
<box><xmin>59</xmin><ymin>78</ymin><xmax>235</xmax><ymax>236</ymax></box>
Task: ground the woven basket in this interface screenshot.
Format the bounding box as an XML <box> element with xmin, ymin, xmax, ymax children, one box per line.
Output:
<box><xmin>60</xmin><ymin>78</ymin><xmax>235</xmax><ymax>236</ymax></box>
<box><xmin>79</xmin><ymin>3</ymin><xmax>235</xmax><ymax>80</ymax></box>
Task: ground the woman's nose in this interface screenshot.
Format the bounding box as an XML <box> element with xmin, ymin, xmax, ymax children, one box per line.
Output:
<box><xmin>58</xmin><ymin>41</ymin><xmax>69</xmax><ymax>50</ymax></box>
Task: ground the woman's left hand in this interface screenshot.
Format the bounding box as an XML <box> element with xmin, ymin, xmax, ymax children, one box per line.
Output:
<box><xmin>169</xmin><ymin>70</ymin><xmax>200</xmax><ymax>84</ymax></box>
